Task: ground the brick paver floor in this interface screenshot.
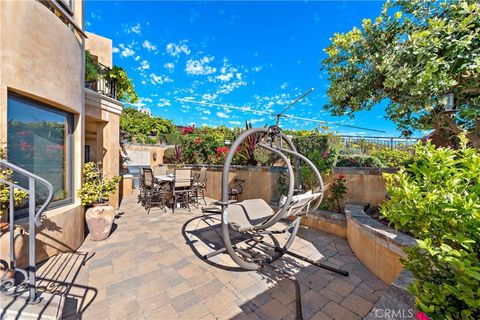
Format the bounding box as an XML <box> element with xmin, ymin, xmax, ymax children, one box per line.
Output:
<box><xmin>44</xmin><ymin>194</ymin><xmax>387</xmax><ymax>319</ymax></box>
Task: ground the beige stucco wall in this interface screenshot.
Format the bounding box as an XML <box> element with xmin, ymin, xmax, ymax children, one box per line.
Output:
<box><xmin>324</xmin><ymin>169</ymin><xmax>390</xmax><ymax>208</ymax></box>
<box><xmin>124</xmin><ymin>144</ymin><xmax>170</xmax><ymax>167</ymax></box>
<box><xmin>190</xmin><ymin>167</ymin><xmax>282</xmax><ymax>204</ymax></box>
<box><xmin>85</xmin><ymin>90</ymin><xmax>123</xmax><ymax>208</ymax></box>
<box><xmin>85</xmin><ymin>32</ymin><xmax>113</xmax><ymax>68</ymax></box>
<box><xmin>0</xmin><ymin>1</ymin><xmax>86</xmax><ymax>260</ymax></box>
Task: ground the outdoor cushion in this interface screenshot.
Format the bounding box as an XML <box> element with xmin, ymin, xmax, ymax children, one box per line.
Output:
<box><xmin>228</xmin><ymin>199</ymin><xmax>274</xmax><ymax>231</ymax></box>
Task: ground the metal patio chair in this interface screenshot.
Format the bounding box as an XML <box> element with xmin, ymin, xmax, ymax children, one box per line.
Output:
<box><xmin>172</xmin><ymin>168</ymin><xmax>193</xmax><ymax>213</ymax></box>
<box><xmin>142</xmin><ymin>168</ymin><xmax>168</xmax><ymax>213</ymax></box>
<box><xmin>193</xmin><ymin>167</ymin><xmax>208</xmax><ymax>205</ymax></box>
<box><xmin>228</xmin><ymin>178</ymin><xmax>245</xmax><ymax>202</ymax></box>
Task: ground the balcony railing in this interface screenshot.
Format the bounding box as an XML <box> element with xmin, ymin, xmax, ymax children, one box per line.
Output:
<box><xmin>85</xmin><ymin>62</ymin><xmax>118</xmax><ymax>100</ymax></box>
<box><xmin>0</xmin><ymin>160</ymin><xmax>54</xmax><ymax>303</ymax></box>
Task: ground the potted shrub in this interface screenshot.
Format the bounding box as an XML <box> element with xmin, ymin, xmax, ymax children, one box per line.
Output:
<box><xmin>77</xmin><ymin>162</ymin><xmax>121</xmax><ymax>241</ymax></box>
<box><xmin>0</xmin><ymin>146</ymin><xmax>28</xmax><ymax>276</ymax></box>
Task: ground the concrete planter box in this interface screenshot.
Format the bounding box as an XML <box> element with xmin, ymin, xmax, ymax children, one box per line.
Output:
<box><xmin>301</xmin><ymin>203</ymin><xmax>418</xmax><ymax>318</ymax></box>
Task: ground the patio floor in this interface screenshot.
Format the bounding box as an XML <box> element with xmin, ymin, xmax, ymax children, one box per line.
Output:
<box><xmin>40</xmin><ymin>194</ymin><xmax>388</xmax><ymax>320</ymax></box>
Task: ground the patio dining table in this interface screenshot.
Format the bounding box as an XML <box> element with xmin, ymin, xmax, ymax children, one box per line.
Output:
<box><xmin>155</xmin><ymin>174</ymin><xmax>174</xmax><ymax>182</ymax></box>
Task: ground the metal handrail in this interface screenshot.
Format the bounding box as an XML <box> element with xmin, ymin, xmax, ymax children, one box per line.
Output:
<box><xmin>0</xmin><ymin>160</ymin><xmax>54</xmax><ymax>226</ymax></box>
<box><xmin>0</xmin><ymin>159</ymin><xmax>54</xmax><ymax>303</ymax></box>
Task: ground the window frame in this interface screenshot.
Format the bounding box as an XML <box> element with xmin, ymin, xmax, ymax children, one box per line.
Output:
<box><xmin>6</xmin><ymin>92</ymin><xmax>75</xmax><ymax>217</ymax></box>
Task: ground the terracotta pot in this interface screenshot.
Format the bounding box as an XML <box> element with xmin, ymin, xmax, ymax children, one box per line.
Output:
<box><xmin>0</xmin><ymin>222</ymin><xmax>27</xmax><ymax>278</ymax></box>
<box><xmin>85</xmin><ymin>204</ymin><xmax>115</xmax><ymax>241</ymax></box>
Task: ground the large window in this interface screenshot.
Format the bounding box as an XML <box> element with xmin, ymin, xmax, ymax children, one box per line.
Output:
<box><xmin>7</xmin><ymin>93</ymin><xmax>74</xmax><ymax>213</ymax></box>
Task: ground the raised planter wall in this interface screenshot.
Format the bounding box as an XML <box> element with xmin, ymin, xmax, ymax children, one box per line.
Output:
<box><xmin>190</xmin><ymin>166</ymin><xmax>284</xmax><ymax>204</ymax></box>
<box><xmin>330</xmin><ymin>167</ymin><xmax>397</xmax><ymax>208</ymax></box>
<box><xmin>302</xmin><ymin>203</ymin><xmax>417</xmax><ymax>286</ymax></box>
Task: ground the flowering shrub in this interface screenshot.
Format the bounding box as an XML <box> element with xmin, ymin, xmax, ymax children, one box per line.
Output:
<box><xmin>330</xmin><ymin>174</ymin><xmax>348</xmax><ymax>212</ymax></box>
<box><xmin>319</xmin><ymin>174</ymin><xmax>348</xmax><ymax>213</ymax></box>
<box><xmin>381</xmin><ymin>136</ymin><xmax>480</xmax><ymax>319</ymax></box>
<box><xmin>181</xmin><ymin>126</ymin><xmax>195</xmax><ymax>135</ymax></box>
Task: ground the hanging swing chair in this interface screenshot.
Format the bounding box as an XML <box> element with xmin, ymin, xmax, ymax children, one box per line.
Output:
<box><xmin>204</xmin><ymin>124</ymin><xmax>349</xmax><ymax>277</ymax></box>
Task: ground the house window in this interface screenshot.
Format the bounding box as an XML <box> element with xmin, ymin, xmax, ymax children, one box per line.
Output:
<box><xmin>7</xmin><ymin>93</ymin><xmax>74</xmax><ymax>213</ymax></box>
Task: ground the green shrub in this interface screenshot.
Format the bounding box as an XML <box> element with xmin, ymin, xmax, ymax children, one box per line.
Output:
<box><xmin>0</xmin><ymin>146</ymin><xmax>27</xmax><ymax>217</ymax></box>
<box><xmin>381</xmin><ymin>136</ymin><xmax>480</xmax><ymax>320</ymax></box>
<box><xmin>77</xmin><ymin>162</ymin><xmax>121</xmax><ymax>207</ymax></box>
<box><xmin>336</xmin><ymin>155</ymin><xmax>383</xmax><ymax>167</ymax></box>
<box><xmin>370</xmin><ymin>148</ymin><xmax>413</xmax><ymax>168</ymax></box>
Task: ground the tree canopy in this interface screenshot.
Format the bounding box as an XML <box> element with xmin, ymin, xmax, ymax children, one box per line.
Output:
<box><xmin>120</xmin><ymin>107</ymin><xmax>176</xmax><ymax>143</ymax></box>
<box><xmin>322</xmin><ymin>0</ymin><xmax>480</xmax><ymax>145</ymax></box>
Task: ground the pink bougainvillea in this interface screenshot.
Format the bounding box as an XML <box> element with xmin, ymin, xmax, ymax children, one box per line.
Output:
<box><xmin>181</xmin><ymin>125</ymin><xmax>195</xmax><ymax>135</ymax></box>
<box><xmin>415</xmin><ymin>311</ymin><xmax>430</xmax><ymax>320</ymax></box>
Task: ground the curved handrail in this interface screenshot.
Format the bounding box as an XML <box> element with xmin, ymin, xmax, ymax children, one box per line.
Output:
<box><xmin>0</xmin><ymin>159</ymin><xmax>54</xmax><ymax>226</ymax></box>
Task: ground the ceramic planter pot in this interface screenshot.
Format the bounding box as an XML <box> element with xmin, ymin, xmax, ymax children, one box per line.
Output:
<box><xmin>85</xmin><ymin>204</ymin><xmax>115</xmax><ymax>241</ymax></box>
<box><xmin>0</xmin><ymin>222</ymin><xmax>27</xmax><ymax>278</ymax></box>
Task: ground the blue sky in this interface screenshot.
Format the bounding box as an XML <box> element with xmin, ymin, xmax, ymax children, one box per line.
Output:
<box><xmin>86</xmin><ymin>1</ymin><xmax>416</xmax><ymax>137</ymax></box>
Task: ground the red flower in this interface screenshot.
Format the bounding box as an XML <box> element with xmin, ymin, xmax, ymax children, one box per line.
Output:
<box><xmin>194</xmin><ymin>138</ymin><xmax>202</xmax><ymax>145</ymax></box>
<box><xmin>415</xmin><ymin>312</ymin><xmax>429</xmax><ymax>320</ymax></box>
<box><xmin>181</xmin><ymin>126</ymin><xmax>195</xmax><ymax>135</ymax></box>
<box><xmin>19</xmin><ymin>142</ymin><xmax>32</xmax><ymax>150</ymax></box>
<box><xmin>17</xmin><ymin>130</ymin><xmax>30</xmax><ymax>137</ymax></box>
<box><xmin>216</xmin><ymin>146</ymin><xmax>229</xmax><ymax>157</ymax></box>
<box><xmin>338</xmin><ymin>174</ymin><xmax>346</xmax><ymax>180</ymax></box>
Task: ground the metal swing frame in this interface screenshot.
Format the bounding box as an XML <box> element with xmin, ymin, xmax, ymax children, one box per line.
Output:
<box><xmin>204</xmin><ymin>125</ymin><xmax>348</xmax><ymax>277</ymax></box>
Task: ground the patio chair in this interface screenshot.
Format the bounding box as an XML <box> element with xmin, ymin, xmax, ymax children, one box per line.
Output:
<box><xmin>142</xmin><ymin>168</ymin><xmax>168</xmax><ymax>213</ymax></box>
<box><xmin>152</xmin><ymin>165</ymin><xmax>167</xmax><ymax>177</ymax></box>
<box><xmin>172</xmin><ymin>168</ymin><xmax>193</xmax><ymax>213</ymax></box>
<box><xmin>228</xmin><ymin>178</ymin><xmax>245</xmax><ymax>202</ymax></box>
<box><xmin>193</xmin><ymin>167</ymin><xmax>208</xmax><ymax>205</ymax></box>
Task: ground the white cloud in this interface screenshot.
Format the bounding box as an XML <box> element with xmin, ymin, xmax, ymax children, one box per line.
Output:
<box><xmin>185</xmin><ymin>56</ymin><xmax>216</xmax><ymax>75</ymax></box>
<box><xmin>216</xmin><ymin>111</ymin><xmax>229</xmax><ymax>119</ymax></box>
<box><xmin>202</xmin><ymin>109</ymin><xmax>211</xmax><ymax>115</ymax></box>
<box><xmin>149</xmin><ymin>73</ymin><xmax>173</xmax><ymax>85</ymax></box>
<box><xmin>250</xmin><ymin>118</ymin><xmax>266</xmax><ymax>124</ymax></box>
<box><xmin>166</xmin><ymin>40</ymin><xmax>191</xmax><ymax>57</ymax></box>
<box><xmin>216</xmin><ymin>73</ymin><xmax>234</xmax><ymax>82</ymax></box>
<box><xmin>280</xmin><ymin>82</ymin><xmax>288</xmax><ymax>90</ymax></box>
<box><xmin>164</xmin><ymin>62</ymin><xmax>175</xmax><ymax>72</ymax></box>
<box><xmin>216</xmin><ymin>80</ymin><xmax>246</xmax><ymax>95</ymax></box>
<box><xmin>142</xmin><ymin>40</ymin><xmax>157</xmax><ymax>52</ymax></box>
<box><xmin>112</xmin><ymin>47</ymin><xmax>119</xmax><ymax>53</ymax></box>
<box><xmin>134</xmin><ymin>56</ymin><xmax>141</xmax><ymax>61</ymax></box>
<box><xmin>129</xmin><ymin>23</ymin><xmax>141</xmax><ymax>34</ymax></box>
<box><xmin>118</xmin><ymin>43</ymin><xmax>135</xmax><ymax>57</ymax></box>
<box><xmin>138</xmin><ymin>60</ymin><xmax>150</xmax><ymax>70</ymax></box>
<box><xmin>201</xmin><ymin>116</ymin><xmax>209</xmax><ymax>120</ymax></box>
<box><xmin>201</xmin><ymin>93</ymin><xmax>217</xmax><ymax>101</ymax></box>
<box><xmin>157</xmin><ymin>98</ymin><xmax>171</xmax><ymax>107</ymax></box>
<box><xmin>229</xmin><ymin>121</ymin><xmax>241</xmax><ymax>126</ymax></box>
<box><xmin>121</xmin><ymin>47</ymin><xmax>135</xmax><ymax>57</ymax></box>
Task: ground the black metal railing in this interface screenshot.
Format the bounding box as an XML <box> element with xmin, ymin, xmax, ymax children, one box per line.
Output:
<box><xmin>337</xmin><ymin>135</ymin><xmax>420</xmax><ymax>151</ymax></box>
<box><xmin>0</xmin><ymin>160</ymin><xmax>54</xmax><ymax>303</ymax></box>
<box><xmin>85</xmin><ymin>62</ymin><xmax>118</xmax><ymax>100</ymax></box>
